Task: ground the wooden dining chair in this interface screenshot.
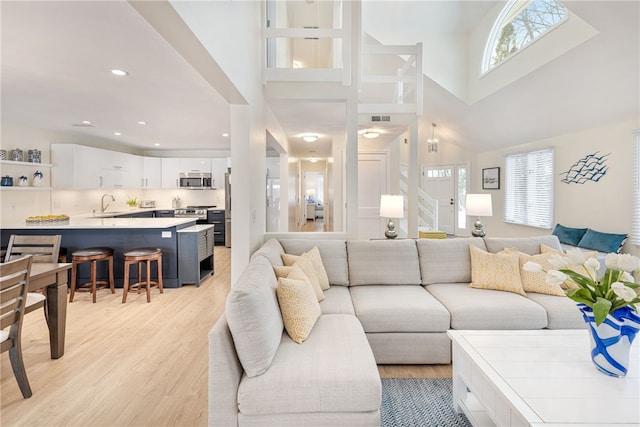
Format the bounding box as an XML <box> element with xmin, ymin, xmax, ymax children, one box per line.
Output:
<box><xmin>4</xmin><ymin>235</ymin><xmax>62</xmax><ymax>319</ymax></box>
<box><xmin>1</xmin><ymin>256</ymin><xmax>34</xmax><ymax>398</ymax></box>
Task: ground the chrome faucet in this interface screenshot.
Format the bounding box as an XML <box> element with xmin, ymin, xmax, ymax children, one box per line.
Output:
<box><xmin>101</xmin><ymin>193</ymin><xmax>115</xmax><ymax>213</ymax></box>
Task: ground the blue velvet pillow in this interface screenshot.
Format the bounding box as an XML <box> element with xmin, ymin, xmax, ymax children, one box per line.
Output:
<box><xmin>577</xmin><ymin>229</ymin><xmax>628</xmax><ymax>253</ymax></box>
<box><xmin>552</xmin><ymin>224</ymin><xmax>588</xmax><ymax>246</ymax></box>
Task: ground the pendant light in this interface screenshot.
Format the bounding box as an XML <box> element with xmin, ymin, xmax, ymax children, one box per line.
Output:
<box><xmin>427</xmin><ymin>123</ymin><xmax>438</xmax><ymax>153</ymax></box>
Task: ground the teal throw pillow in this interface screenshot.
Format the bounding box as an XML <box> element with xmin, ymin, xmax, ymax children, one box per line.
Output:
<box><xmin>577</xmin><ymin>229</ymin><xmax>627</xmax><ymax>253</ymax></box>
<box><xmin>552</xmin><ymin>224</ymin><xmax>588</xmax><ymax>246</ymax></box>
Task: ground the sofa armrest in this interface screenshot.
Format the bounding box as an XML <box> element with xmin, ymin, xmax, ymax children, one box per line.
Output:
<box><xmin>209</xmin><ymin>314</ymin><xmax>242</xmax><ymax>427</ymax></box>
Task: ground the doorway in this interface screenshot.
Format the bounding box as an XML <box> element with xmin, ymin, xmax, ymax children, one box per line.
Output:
<box><xmin>301</xmin><ymin>170</ymin><xmax>325</xmax><ymax>232</ymax></box>
<box><xmin>423</xmin><ymin>164</ymin><xmax>468</xmax><ymax>235</ymax></box>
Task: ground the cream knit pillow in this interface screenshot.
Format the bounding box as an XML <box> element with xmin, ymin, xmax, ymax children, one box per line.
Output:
<box><xmin>276</xmin><ymin>277</ymin><xmax>321</xmax><ymax>344</ymax></box>
<box><xmin>281</xmin><ymin>253</ymin><xmax>324</xmax><ymax>297</ymax></box>
<box><xmin>305</xmin><ymin>247</ymin><xmax>330</xmax><ymax>291</ymax></box>
<box><xmin>469</xmin><ymin>245</ymin><xmax>526</xmax><ymax>296</ymax></box>
<box><xmin>273</xmin><ymin>265</ymin><xmax>292</xmax><ymax>279</ymax></box>
<box><xmin>288</xmin><ymin>263</ymin><xmax>324</xmax><ymax>302</ymax></box>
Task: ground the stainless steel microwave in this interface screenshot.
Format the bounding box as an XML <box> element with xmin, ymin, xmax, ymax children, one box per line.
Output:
<box><xmin>179</xmin><ymin>172</ymin><xmax>212</xmax><ymax>189</ymax></box>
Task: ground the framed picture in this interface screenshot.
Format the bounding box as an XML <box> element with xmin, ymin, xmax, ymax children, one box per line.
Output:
<box><xmin>482</xmin><ymin>167</ymin><xmax>500</xmax><ymax>190</ymax></box>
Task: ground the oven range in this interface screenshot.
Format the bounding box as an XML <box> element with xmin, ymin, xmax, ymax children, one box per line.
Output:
<box><xmin>174</xmin><ymin>205</ymin><xmax>213</xmax><ymax>222</ymax></box>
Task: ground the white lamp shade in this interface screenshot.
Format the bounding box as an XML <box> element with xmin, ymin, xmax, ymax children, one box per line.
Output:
<box><xmin>380</xmin><ymin>194</ymin><xmax>404</xmax><ymax>218</ymax></box>
<box><xmin>465</xmin><ymin>194</ymin><xmax>493</xmax><ymax>217</ymax></box>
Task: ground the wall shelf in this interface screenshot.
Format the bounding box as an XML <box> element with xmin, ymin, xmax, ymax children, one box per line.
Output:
<box><xmin>0</xmin><ymin>160</ymin><xmax>52</xmax><ymax>167</ymax></box>
<box><xmin>0</xmin><ymin>186</ymin><xmax>52</xmax><ymax>191</ymax></box>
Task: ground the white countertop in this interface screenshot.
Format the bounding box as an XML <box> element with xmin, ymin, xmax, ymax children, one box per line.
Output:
<box><xmin>2</xmin><ymin>217</ymin><xmax>197</xmax><ymax>229</ymax></box>
<box><xmin>176</xmin><ymin>224</ymin><xmax>215</xmax><ymax>233</ymax></box>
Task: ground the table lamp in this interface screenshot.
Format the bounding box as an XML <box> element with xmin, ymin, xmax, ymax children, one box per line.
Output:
<box><xmin>379</xmin><ymin>194</ymin><xmax>404</xmax><ymax>239</ymax></box>
<box><xmin>465</xmin><ymin>194</ymin><xmax>493</xmax><ymax>237</ymax></box>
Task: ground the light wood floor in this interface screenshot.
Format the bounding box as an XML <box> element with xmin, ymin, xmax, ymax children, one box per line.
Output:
<box><xmin>1</xmin><ymin>246</ymin><xmax>450</xmax><ymax>426</ymax></box>
<box><xmin>298</xmin><ymin>218</ymin><xmax>325</xmax><ymax>232</ymax></box>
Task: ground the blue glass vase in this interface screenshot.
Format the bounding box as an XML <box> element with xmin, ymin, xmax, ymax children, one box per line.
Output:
<box><xmin>578</xmin><ymin>304</ymin><xmax>640</xmax><ymax>377</ymax></box>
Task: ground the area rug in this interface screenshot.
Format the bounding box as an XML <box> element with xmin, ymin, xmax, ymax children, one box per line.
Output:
<box><xmin>381</xmin><ymin>378</ymin><xmax>472</xmax><ymax>427</ymax></box>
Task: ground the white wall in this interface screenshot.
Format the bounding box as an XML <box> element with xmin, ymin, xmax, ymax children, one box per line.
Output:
<box><xmin>477</xmin><ymin>119</ymin><xmax>638</xmax><ymax>256</ymax></box>
<box><xmin>171</xmin><ymin>0</ymin><xmax>267</xmax><ymax>283</ymax></box>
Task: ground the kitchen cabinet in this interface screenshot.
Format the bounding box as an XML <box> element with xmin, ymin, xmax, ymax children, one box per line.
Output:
<box><xmin>154</xmin><ymin>210</ymin><xmax>174</xmax><ymax>218</ymax></box>
<box><xmin>52</xmin><ymin>144</ymin><xmax>142</xmax><ymax>189</ymax></box>
<box><xmin>177</xmin><ymin>224</ymin><xmax>214</xmax><ymax>286</ymax></box>
<box><xmin>211</xmin><ymin>158</ymin><xmax>228</xmax><ymax>189</ymax></box>
<box><xmin>180</xmin><ymin>158</ymin><xmax>210</xmax><ymax>173</ymax></box>
<box><xmin>142</xmin><ymin>157</ymin><xmax>162</xmax><ymax>188</ymax></box>
<box><xmin>52</xmin><ymin>144</ymin><xmax>102</xmax><ymax>188</ymax></box>
<box><xmin>207</xmin><ymin>210</ymin><xmax>226</xmax><ymax>245</ymax></box>
<box><xmin>161</xmin><ymin>158</ymin><xmax>180</xmax><ymax>188</ymax></box>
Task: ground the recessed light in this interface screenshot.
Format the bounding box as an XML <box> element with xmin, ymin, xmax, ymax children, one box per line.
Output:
<box><xmin>302</xmin><ymin>134</ymin><xmax>319</xmax><ymax>143</ymax></box>
<box><xmin>114</xmin><ymin>132</ymin><xmax>122</xmax><ymax>136</ymax></box>
<box><xmin>222</xmin><ymin>133</ymin><xmax>229</xmax><ymax>137</ymax></box>
<box><xmin>137</xmin><ymin>121</ymin><xmax>147</xmax><ymax>125</ymax></box>
<box><xmin>309</xmin><ymin>158</ymin><xmax>318</xmax><ymax>163</ymax></box>
<box><xmin>154</xmin><ymin>143</ymin><xmax>160</xmax><ymax>147</ymax></box>
<box><xmin>82</xmin><ymin>120</ymin><xmax>93</xmax><ymax>125</ymax></box>
<box><xmin>111</xmin><ymin>69</ymin><xmax>129</xmax><ymax>77</ymax></box>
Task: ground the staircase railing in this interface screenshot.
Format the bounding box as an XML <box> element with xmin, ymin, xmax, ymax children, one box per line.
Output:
<box><xmin>399</xmin><ymin>165</ymin><xmax>438</xmax><ymax>234</ymax></box>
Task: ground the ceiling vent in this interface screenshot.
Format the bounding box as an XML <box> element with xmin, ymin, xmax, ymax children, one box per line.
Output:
<box><xmin>371</xmin><ymin>115</ymin><xmax>391</xmax><ymax>123</ymax></box>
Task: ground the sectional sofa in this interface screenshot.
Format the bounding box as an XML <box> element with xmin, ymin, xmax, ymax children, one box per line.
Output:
<box><xmin>208</xmin><ymin>235</ymin><xmax>586</xmax><ymax>426</ymax></box>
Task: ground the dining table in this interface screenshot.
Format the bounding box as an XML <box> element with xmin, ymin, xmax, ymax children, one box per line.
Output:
<box><xmin>28</xmin><ymin>262</ymin><xmax>71</xmax><ymax>359</ymax></box>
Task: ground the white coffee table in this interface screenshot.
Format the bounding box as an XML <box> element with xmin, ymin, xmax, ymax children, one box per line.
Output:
<box><xmin>448</xmin><ymin>330</ymin><xmax>639</xmax><ymax>427</ymax></box>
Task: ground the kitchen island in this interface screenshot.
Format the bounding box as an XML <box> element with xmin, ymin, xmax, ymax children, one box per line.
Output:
<box><xmin>1</xmin><ymin>217</ymin><xmax>198</xmax><ymax>288</ymax></box>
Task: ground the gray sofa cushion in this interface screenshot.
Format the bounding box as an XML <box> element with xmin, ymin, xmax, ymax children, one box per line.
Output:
<box><xmin>483</xmin><ymin>235</ymin><xmax>562</xmax><ymax>255</ymax></box>
<box><xmin>347</xmin><ymin>240</ymin><xmax>421</xmax><ymax>286</ymax></box>
<box><xmin>417</xmin><ymin>237</ymin><xmax>487</xmax><ymax>285</ymax></box>
<box><xmin>225</xmin><ymin>256</ymin><xmax>283</xmax><ymax>377</ymax></box>
<box><xmin>279</xmin><ymin>239</ymin><xmax>349</xmax><ymax>286</ymax></box>
<box><xmin>350</xmin><ymin>285</ymin><xmax>450</xmax><ymax>332</ymax></box>
<box><xmin>250</xmin><ymin>238</ymin><xmax>284</xmax><ymax>266</ymax></box>
<box><xmin>237</xmin><ymin>314</ymin><xmax>380</xmax><ymax>415</ymax></box>
<box><xmin>526</xmin><ymin>293</ymin><xmax>587</xmax><ymax>329</ymax></box>
<box><xmin>426</xmin><ymin>283</ymin><xmax>548</xmax><ymax>330</ymax></box>
<box><xmin>320</xmin><ymin>286</ymin><xmax>355</xmax><ymax>315</ymax></box>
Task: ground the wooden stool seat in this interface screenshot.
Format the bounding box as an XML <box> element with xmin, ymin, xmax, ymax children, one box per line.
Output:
<box><xmin>122</xmin><ymin>248</ymin><xmax>163</xmax><ymax>303</ymax></box>
<box><xmin>70</xmin><ymin>247</ymin><xmax>115</xmax><ymax>303</ymax></box>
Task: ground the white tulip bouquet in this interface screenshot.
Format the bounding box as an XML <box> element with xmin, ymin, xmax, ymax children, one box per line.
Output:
<box><xmin>523</xmin><ymin>248</ymin><xmax>640</xmax><ymax>326</ymax></box>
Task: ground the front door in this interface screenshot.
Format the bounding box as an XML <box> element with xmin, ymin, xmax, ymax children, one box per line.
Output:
<box><xmin>423</xmin><ymin>165</ymin><xmax>455</xmax><ymax>235</ymax></box>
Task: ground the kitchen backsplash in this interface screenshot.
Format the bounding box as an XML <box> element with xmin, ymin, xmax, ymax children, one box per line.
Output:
<box><xmin>1</xmin><ymin>188</ymin><xmax>225</xmax><ymax>222</ymax></box>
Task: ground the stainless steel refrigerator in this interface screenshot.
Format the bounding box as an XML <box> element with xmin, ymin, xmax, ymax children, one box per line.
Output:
<box><xmin>224</xmin><ymin>169</ymin><xmax>231</xmax><ymax>247</ymax></box>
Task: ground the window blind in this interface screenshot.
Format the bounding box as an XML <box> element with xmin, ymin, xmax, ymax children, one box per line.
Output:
<box><xmin>504</xmin><ymin>148</ymin><xmax>554</xmax><ymax>228</ymax></box>
<box><xmin>633</xmin><ymin>131</ymin><xmax>640</xmax><ymax>245</ymax></box>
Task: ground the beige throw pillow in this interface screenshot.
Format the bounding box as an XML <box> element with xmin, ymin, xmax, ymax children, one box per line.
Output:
<box><xmin>514</xmin><ymin>250</ymin><xmax>566</xmax><ymax>296</ymax></box>
<box><xmin>273</xmin><ymin>265</ymin><xmax>292</xmax><ymax>279</ymax></box>
<box><xmin>288</xmin><ymin>263</ymin><xmax>324</xmax><ymax>302</ymax></box>
<box><xmin>469</xmin><ymin>245</ymin><xmax>526</xmax><ymax>296</ymax></box>
<box><xmin>305</xmin><ymin>247</ymin><xmax>330</xmax><ymax>291</ymax></box>
<box><xmin>276</xmin><ymin>277</ymin><xmax>321</xmax><ymax>344</ymax></box>
<box><xmin>540</xmin><ymin>244</ymin><xmax>598</xmax><ymax>289</ymax></box>
<box><xmin>281</xmin><ymin>253</ymin><xmax>324</xmax><ymax>298</ymax></box>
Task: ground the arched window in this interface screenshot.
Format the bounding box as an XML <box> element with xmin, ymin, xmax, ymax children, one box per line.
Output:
<box><xmin>483</xmin><ymin>0</ymin><xmax>566</xmax><ymax>72</ymax></box>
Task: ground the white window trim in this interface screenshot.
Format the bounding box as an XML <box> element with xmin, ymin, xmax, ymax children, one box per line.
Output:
<box><xmin>632</xmin><ymin>130</ymin><xmax>640</xmax><ymax>245</ymax></box>
<box><xmin>482</xmin><ymin>0</ymin><xmax>568</xmax><ymax>75</ymax></box>
<box><xmin>504</xmin><ymin>148</ymin><xmax>554</xmax><ymax>229</ymax></box>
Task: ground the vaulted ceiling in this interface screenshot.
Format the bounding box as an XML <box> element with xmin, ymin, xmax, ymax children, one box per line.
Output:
<box><xmin>2</xmin><ymin>1</ymin><xmax>638</xmax><ymax>156</ymax></box>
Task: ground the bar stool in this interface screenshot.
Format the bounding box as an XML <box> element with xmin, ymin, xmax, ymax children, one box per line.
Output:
<box><xmin>69</xmin><ymin>247</ymin><xmax>115</xmax><ymax>303</ymax></box>
<box><xmin>122</xmin><ymin>248</ymin><xmax>163</xmax><ymax>303</ymax></box>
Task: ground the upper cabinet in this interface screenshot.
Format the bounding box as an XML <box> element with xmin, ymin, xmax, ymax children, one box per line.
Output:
<box><xmin>52</xmin><ymin>144</ymin><xmax>102</xmax><ymax>189</ymax></box>
<box><xmin>52</xmin><ymin>144</ymin><xmax>219</xmax><ymax>190</ymax></box>
<box><xmin>180</xmin><ymin>158</ymin><xmax>211</xmax><ymax>173</ymax></box>
<box><xmin>142</xmin><ymin>157</ymin><xmax>162</xmax><ymax>188</ymax></box>
<box><xmin>161</xmin><ymin>158</ymin><xmax>180</xmax><ymax>189</ymax></box>
<box><xmin>211</xmin><ymin>158</ymin><xmax>228</xmax><ymax>189</ymax></box>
